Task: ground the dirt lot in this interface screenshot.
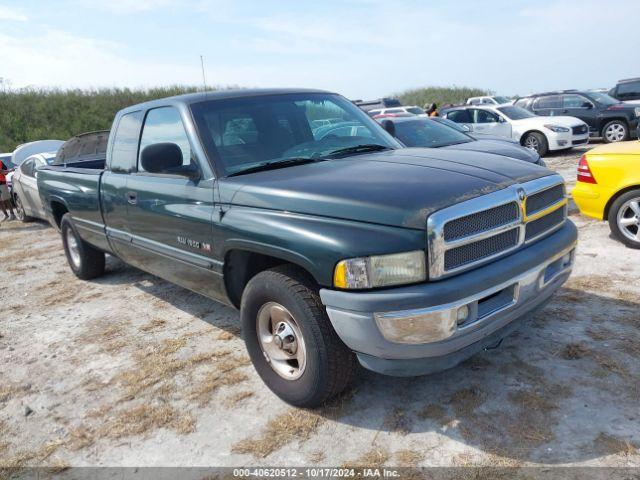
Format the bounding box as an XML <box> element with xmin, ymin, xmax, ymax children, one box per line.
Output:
<box><xmin>1</xmin><ymin>143</ymin><xmax>639</xmax><ymax>471</ymax></box>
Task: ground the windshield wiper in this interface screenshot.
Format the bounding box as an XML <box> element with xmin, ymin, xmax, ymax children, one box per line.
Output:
<box><xmin>322</xmin><ymin>144</ymin><xmax>392</xmax><ymax>158</ymax></box>
<box><xmin>227</xmin><ymin>157</ymin><xmax>322</xmax><ymax>177</ymax></box>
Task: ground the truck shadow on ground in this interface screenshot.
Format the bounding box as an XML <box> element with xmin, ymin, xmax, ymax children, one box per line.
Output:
<box><xmin>96</xmin><ymin>260</ymin><xmax>639</xmax><ymax>465</ymax></box>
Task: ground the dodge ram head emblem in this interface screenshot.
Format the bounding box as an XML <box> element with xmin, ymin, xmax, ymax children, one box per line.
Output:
<box><xmin>517</xmin><ymin>188</ymin><xmax>526</xmax><ymax>202</ymax></box>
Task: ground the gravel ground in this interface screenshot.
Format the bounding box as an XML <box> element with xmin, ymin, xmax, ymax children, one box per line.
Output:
<box><xmin>1</xmin><ymin>142</ymin><xmax>639</xmax><ymax>471</ymax></box>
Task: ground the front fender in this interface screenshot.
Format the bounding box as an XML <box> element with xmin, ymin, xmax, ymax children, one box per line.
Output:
<box><xmin>218</xmin><ymin>206</ymin><xmax>426</xmax><ymax>286</ymax></box>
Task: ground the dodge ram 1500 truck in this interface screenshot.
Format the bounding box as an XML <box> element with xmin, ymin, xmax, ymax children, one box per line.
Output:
<box><xmin>38</xmin><ymin>89</ymin><xmax>577</xmax><ymax>407</ymax></box>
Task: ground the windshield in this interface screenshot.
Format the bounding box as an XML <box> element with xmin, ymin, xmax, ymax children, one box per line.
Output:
<box><xmin>394</xmin><ymin>119</ymin><xmax>473</xmax><ymax>148</ymax></box>
<box><xmin>190</xmin><ymin>93</ymin><xmax>400</xmax><ymax>176</ymax></box>
<box><xmin>493</xmin><ymin>96</ymin><xmax>510</xmax><ymax>104</ymax></box>
<box><xmin>586</xmin><ymin>92</ymin><xmax>619</xmax><ymax>106</ymax></box>
<box><xmin>497</xmin><ymin>106</ymin><xmax>536</xmax><ymax>120</ymax></box>
<box><xmin>432</xmin><ymin>117</ymin><xmax>467</xmax><ymax>132</ymax></box>
<box><xmin>406</xmin><ymin>107</ymin><xmax>425</xmax><ymax>115</ymax></box>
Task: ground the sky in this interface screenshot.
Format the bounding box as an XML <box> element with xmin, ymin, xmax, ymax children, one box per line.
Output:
<box><xmin>1</xmin><ymin>0</ymin><xmax>639</xmax><ymax>99</ymax></box>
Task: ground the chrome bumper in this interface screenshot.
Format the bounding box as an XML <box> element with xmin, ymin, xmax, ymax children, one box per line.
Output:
<box><xmin>374</xmin><ymin>245</ymin><xmax>574</xmax><ymax>344</ymax></box>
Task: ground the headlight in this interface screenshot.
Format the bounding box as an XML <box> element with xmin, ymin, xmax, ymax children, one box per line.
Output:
<box><xmin>544</xmin><ymin>124</ymin><xmax>570</xmax><ymax>133</ymax></box>
<box><xmin>334</xmin><ymin>250</ymin><xmax>426</xmax><ymax>289</ymax></box>
<box><xmin>634</xmin><ymin>107</ymin><xmax>640</xmax><ymax>118</ymax></box>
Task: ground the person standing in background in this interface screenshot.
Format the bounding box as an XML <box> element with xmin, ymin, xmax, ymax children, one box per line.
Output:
<box><xmin>0</xmin><ymin>158</ymin><xmax>16</xmax><ymax>223</ymax></box>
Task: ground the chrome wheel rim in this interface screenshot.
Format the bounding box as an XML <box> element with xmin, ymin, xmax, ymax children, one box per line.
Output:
<box><xmin>66</xmin><ymin>228</ymin><xmax>81</xmax><ymax>268</ymax></box>
<box><xmin>617</xmin><ymin>198</ymin><xmax>640</xmax><ymax>243</ymax></box>
<box><xmin>524</xmin><ymin>135</ymin><xmax>539</xmax><ymax>151</ymax></box>
<box><xmin>256</xmin><ymin>302</ymin><xmax>307</xmax><ymax>380</ymax></box>
<box><xmin>14</xmin><ymin>196</ymin><xmax>25</xmax><ymax>221</ymax></box>
<box><xmin>605</xmin><ymin>123</ymin><xmax>626</xmax><ymax>142</ymax></box>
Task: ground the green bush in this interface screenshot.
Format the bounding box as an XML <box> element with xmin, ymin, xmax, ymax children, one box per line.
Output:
<box><xmin>0</xmin><ymin>86</ymin><xmax>210</xmax><ymax>152</ymax></box>
<box><xmin>394</xmin><ymin>86</ymin><xmax>491</xmax><ymax>110</ymax></box>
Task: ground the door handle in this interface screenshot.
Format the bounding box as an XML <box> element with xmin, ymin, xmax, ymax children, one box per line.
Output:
<box><xmin>126</xmin><ymin>191</ymin><xmax>138</xmax><ymax>205</ymax></box>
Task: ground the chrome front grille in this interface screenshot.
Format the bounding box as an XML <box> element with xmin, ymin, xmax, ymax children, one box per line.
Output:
<box><xmin>444</xmin><ymin>228</ymin><xmax>520</xmax><ymax>271</ymax></box>
<box><xmin>443</xmin><ymin>202</ymin><xmax>519</xmax><ymax>241</ymax></box>
<box><xmin>526</xmin><ymin>184</ymin><xmax>564</xmax><ymax>216</ymax></box>
<box><xmin>427</xmin><ymin>175</ymin><xmax>567</xmax><ymax>279</ymax></box>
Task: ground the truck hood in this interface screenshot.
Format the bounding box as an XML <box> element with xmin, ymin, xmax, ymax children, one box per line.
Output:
<box><xmin>219</xmin><ymin>148</ymin><xmax>553</xmax><ymax>230</ymax></box>
<box><xmin>512</xmin><ymin>116</ymin><xmax>585</xmax><ymax>128</ymax></box>
<box><xmin>441</xmin><ymin>139</ymin><xmax>539</xmax><ymax>163</ymax></box>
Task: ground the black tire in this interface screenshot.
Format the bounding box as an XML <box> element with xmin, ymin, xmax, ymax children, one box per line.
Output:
<box><xmin>13</xmin><ymin>194</ymin><xmax>34</xmax><ymax>223</ymax></box>
<box><xmin>61</xmin><ymin>213</ymin><xmax>105</xmax><ymax>279</ymax></box>
<box><xmin>241</xmin><ymin>265</ymin><xmax>357</xmax><ymax>408</ymax></box>
<box><xmin>607</xmin><ymin>189</ymin><xmax>640</xmax><ymax>249</ymax></box>
<box><xmin>601</xmin><ymin>120</ymin><xmax>629</xmax><ymax>143</ymax></box>
<box><xmin>522</xmin><ymin>132</ymin><xmax>548</xmax><ymax>157</ymax></box>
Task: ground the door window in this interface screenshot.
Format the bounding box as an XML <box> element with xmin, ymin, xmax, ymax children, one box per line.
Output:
<box><xmin>446</xmin><ymin>109</ymin><xmax>473</xmax><ymax>123</ymax></box>
<box><xmin>138</xmin><ymin>107</ymin><xmax>192</xmax><ymax>172</ymax></box>
<box><xmin>110</xmin><ymin>111</ymin><xmax>143</xmax><ymax>173</ymax></box>
<box><xmin>562</xmin><ymin>94</ymin><xmax>592</xmax><ymax>109</ymax></box>
<box><xmin>20</xmin><ymin>159</ymin><xmax>35</xmax><ymax>177</ymax></box>
<box><xmin>472</xmin><ymin>109</ymin><xmax>500</xmax><ymax>123</ymax></box>
<box><xmin>617</xmin><ymin>81</ymin><xmax>640</xmax><ymax>99</ymax></box>
<box><xmin>533</xmin><ymin>95</ymin><xmax>561</xmax><ymax>110</ymax></box>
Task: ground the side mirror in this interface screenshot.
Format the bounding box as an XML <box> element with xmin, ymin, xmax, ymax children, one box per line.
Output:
<box><xmin>140</xmin><ymin>143</ymin><xmax>196</xmax><ymax>178</ymax></box>
<box><xmin>584</xmin><ymin>102</ymin><xmax>593</xmax><ymax>109</ymax></box>
<box><xmin>381</xmin><ymin>120</ymin><xmax>396</xmax><ymax>137</ymax></box>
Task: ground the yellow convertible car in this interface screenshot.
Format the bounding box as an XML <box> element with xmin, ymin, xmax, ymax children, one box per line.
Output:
<box><xmin>572</xmin><ymin>140</ymin><xmax>640</xmax><ymax>248</ymax></box>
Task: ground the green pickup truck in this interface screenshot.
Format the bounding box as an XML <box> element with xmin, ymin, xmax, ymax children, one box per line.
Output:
<box><xmin>38</xmin><ymin>89</ymin><xmax>577</xmax><ymax>407</ymax></box>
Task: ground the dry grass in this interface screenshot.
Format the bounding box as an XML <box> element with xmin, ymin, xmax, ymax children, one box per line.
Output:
<box><xmin>592</xmin><ymin>433</ymin><xmax>638</xmax><ymax>457</ymax></box>
<box><xmin>231</xmin><ymin>409</ymin><xmax>324</xmax><ymax>458</ymax></box>
<box><xmin>66</xmin><ymin>426</ymin><xmax>95</xmax><ymax>451</ymax></box>
<box><xmin>189</xmin><ymin>369</ymin><xmax>249</xmax><ymax>407</ymax></box>
<box><xmin>307</xmin><ymin>450</ymin><xmax>326</xmax><ymax>464</ymax></box>
<box><xmin>100</xmin><ymin>404</ymin><xmax>196</xmax><ymax>439</ymax></box>
<box><xmin>383</xmin><ymin>408</ymin><xmax>411</xmax><ymax>435</ymax></box>
<box><xmin>450</xmin><ymin>386</ymin><xmax>487</xmax><ymax>416</ymax></box>
<box><xmin>562</xmin><ymin>342</ymin><xmax>589</xmax><ymax>360</ymax></box>
<box><xmin>0</xmin><ymin>440</ymin><xmax>63</xmax><ymax>468</ymax></box>
<box><xmin>394</xmin><ymin>448</ymin><xmax>424</xmax><ymax>466</ymax></box>
<box><xmin>139</xmin><ymin>318</ymin><xmax>167</xmax><ymax>332</ymax></box>
<box><xmin>593</xmin><ymin>353</ymin><xmax>629</xmax><ymax>377</ymax></box>
<box><xmin>342</xmin><ymin>447</ymin><xmax>390</xmax><ymax>467</ymax></box>
<box><xmin>417</xmin><ymin>403</ymin><xmax>450</xmax><ymax>426</ymax></box>
<box><xmin>224</xmin><ymin>390</ymin><xmax>254</xmax><ymax>408</ymax></box>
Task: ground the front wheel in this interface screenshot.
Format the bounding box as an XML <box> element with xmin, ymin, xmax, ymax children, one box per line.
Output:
<box><xmin>522</xmin><ymin>132</ymin><xmax>548</xmax><ymax>157</ymax></box>
<box><xmin>241</xmin><ymin>266</ymin><xmax>357</xmax><ymax>408</ymax></box>
<box><xmin>602</xmin><ymin>120</ymin><xmax>629</xmax><ymax>143</ymax></box>
<box><xmin>14</xmin><ymin>194</ymin><xmax>34</xmax><ymax>223</ymax></box>
<box><xmin>608</xmin><ymin>190</ymin><xmax>640</xmax><ymax>249</ymax></box>
<box><xmin>61</xmin><ymin>214</ymin><xmax>106</xmax><ymax>279</ymax></box>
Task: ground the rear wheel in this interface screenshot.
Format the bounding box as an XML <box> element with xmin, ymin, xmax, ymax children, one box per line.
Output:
<box><xmin>522</xmin><ymin>132</ymin><xmax>548</xmax><ymax>157</ymax></box>
<box><xmin>61</xmin><ymin>213</ymin><xmax>105</xmax><ymax>279</ymax></box>
<box><xmin>602</xmin><ymin>120</ymin><xmax>628</xmax><ymax>143</ymax></box>
<box><xmin>241</xmin><ymin>265</ymin><xmax>357</xmax><ymax>408</ymax></box>
<box><xmin>13</xmin><ymin>194</ymin><xmax>34</xmax><ymax>223</ymax></box>
<box><xmin>608</xmin><ymin>190</ymin><xmax>640</xmax><ymax>249</ymax></box>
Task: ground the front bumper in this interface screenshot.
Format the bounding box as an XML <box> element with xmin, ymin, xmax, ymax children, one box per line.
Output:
<box><xmin>320</xmin><ymin>221</ymin><xmax>577</xmax><ymax>376</ymax></box>
<box><xmin>547</xmin><ymin>130</ymin><xmax>589</xmax><ymax>150</ymax></box>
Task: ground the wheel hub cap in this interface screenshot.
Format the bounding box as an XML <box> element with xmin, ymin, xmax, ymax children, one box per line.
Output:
<box><xmin>257</xmin><ymin>302</ymin><xmax>307</xmax><ymax>380</ymax></box>
<box><xmin>606</xmin><ymin>124</ymin><xmax>625</xmax><ymax>142</ymax></box>
<box><xmin>66</xmin><ymin>229</ymin><xmax>81</xmax><ymax>268</ymax></box>
<box><xmin>617</xmin><ymin>198</ymin><xmax>640</xmax><ymax>243</ymax></box>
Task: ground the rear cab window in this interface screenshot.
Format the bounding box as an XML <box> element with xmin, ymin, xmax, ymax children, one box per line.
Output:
<box><xmin>109</xmin><ymin>111</ymin><xmax>143</xmax><ymax>173</ymax></box>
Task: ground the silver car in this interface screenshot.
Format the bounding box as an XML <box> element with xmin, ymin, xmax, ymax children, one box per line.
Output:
<box><xmin>12</xmin><ymin>152</ymin><xmax>56</xmax><ymax>222</ymax></box>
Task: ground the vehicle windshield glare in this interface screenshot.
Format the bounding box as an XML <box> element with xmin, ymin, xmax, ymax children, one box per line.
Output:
<box><xmin>394</xmin><ymin>119</ymin><xmax>473</xmax><ymax>148</ymax></box>
<box><xmin>497</xmin><ymin>106</ymin><xmax>536</xmax><ymax>120</ymax></box>
<box><xmin>586</xmin><ymin>92</ymin><xmax>619</xmax><ymax>106</ymax></box>
<box><xmin>190</xmin><ymin>93</ymin><xmax>400</xmax><ymax>176</ymax></box>
<box><xmin>493</xmin><ymin>96</ymin><xmax>510</xmax><ymax>104</ymax></box>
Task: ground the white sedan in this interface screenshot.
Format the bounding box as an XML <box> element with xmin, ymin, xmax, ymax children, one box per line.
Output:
<box><xmin>441</xmin><ymin>105</ymin><xmax>589</xmax><ymax>156</ymax></box>
<box><xmin>12</xmin><ymin>152</ymin><xmax>56</xmax><ymax>222</ymax></box>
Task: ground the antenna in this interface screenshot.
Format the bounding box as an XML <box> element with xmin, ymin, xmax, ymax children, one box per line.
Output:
<box><xmin>200</xmin><ymin>55</ymin><xmax>207</xmax><ymax>91</ymax></box>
